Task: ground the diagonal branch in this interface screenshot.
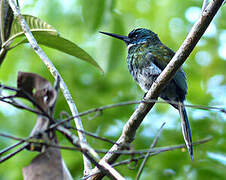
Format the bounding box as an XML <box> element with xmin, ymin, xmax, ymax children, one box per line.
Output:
<box><xmin>7</xmin><ymin>0</ymin><xmax>92</xmax><ymax>175</ymax></box>
<box><xmin>87</xmin><ymin>0</ymin><xmax>224</xmax><ymax>179</ymax></box>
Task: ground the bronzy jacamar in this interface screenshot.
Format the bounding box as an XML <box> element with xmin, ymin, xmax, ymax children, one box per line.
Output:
<box><xmin>100</xmin><ymin>28</ymin><xmax>193</xmax><ymax>160</ymax></box>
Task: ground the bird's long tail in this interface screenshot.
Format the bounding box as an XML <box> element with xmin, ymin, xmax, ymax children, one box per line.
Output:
<box><xmin>178</xmin><ymin>102</ymin><xmax>193</xmax><ymax>160</ymax></box>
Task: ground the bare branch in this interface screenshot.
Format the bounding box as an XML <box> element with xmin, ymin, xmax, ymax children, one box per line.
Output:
<box><xmin>68</xmin><ymin>126</ymin><xmax>129</xmax><ymax>148</ymax></box>
<box><xmin>0</xmin><ymin>145</ymin><xmax>26</xmax><ymax>163</ymax></box>
<box><xmin>7</xmin><ymin>0</ymin><xmax>91</xmax><ymax>174</ymax></box>
<box><xmin>55</xmin><ymin>126</ymin><xmax>123</xmax><ymax>180</ymax></box>
<box><xmin>0</xmin><ymin>82</ymin><xmax>222</xmax><ymax>176</ymax></box>
<box><xmin>0</xmin><ymin>132</ymin><xmax>211</xmax><ymax>162</ymax></box>
<box><xmin>202</xmin><ymin>0</ymin><xmax>209</xmax><ymax>12</ymax></box>
<box><xmin>49</xmin><ymin>99</ymin><xmax>225</xmax><ymax>131</ymax></box>
<box><xmin>0</xmin><ymin>140</ymin><xmax>24</xmax><ymax>156</ymax></box>
<box><xmin>0</xmin><ymin>98</ymin><xmax>45</xmax><ymax>116</ymax></box>
<box><xmin>56</xmin><ymin>125</ymin><xmax>99</xmax><ymax>160</ymax></box>
<box><xmin>1</xmin><ymin>84</ymin><xmax>225</xmax><ymax>123</ymax></box>
<box><xmin>136</xmin><ymin>122</ymin><xmax>166</xmax><ymax>180</ymax></box>
<box><xmin>0</xmin><ymin>128</ymin><xmax>211</xmax><ymax>174</ymax></box>
<box><xmin>84</xmin><ymin>137</ymin><xmax>212</xmax><ymax>179</ymax></box>
<box><xmin>1</xmin><ymin>132</ymin><xmax>211</xmax><ymax>155</ymax></box>
<box><xmin>0</xmin><ymin>131</ymin><xmax>114</xmax><ymax>178</ymax></box>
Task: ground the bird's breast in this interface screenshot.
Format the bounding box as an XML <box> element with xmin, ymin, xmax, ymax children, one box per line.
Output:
<box><xmin>127</xmin><ymin>51</ymin><xmax>161</xmax><ymax>92</ymax></box>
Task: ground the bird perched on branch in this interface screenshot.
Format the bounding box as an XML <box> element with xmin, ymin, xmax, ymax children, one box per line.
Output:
<box><xmin>100</xmin><ymin>28</ymin><xmax>193</xmax><ymax>160</ymax></box>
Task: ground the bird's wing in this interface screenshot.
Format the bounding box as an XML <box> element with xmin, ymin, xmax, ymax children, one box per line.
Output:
<box><xmin>146</xmin><ymin>44</ymin><xmax>187</xmax><ymax>95</ymax></box>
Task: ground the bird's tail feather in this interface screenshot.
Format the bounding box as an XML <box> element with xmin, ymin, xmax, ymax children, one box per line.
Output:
<box><xmin>178</xmin><ymin>102</ymin><xmax>193</xmax><ymax>160</ymax></box>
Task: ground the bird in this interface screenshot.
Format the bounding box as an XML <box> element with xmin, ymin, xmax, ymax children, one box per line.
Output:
<box><xmin>100</xmin><ymin>28</ymin><xmax>193</xmax><ymax>160</ymax></box>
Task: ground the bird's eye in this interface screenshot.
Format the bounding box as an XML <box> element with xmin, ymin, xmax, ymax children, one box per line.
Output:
<box><xmin>128</xmin><ymin>30</ymin><xmax>139</xmax><ymax>39</ymax></box>
<box><xmin>134</xmin><ymin>34</ymin><xmax>138</xmax><ymax>38</ymax></box>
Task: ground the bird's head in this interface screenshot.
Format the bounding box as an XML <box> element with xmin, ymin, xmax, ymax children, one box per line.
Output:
<box><xmin>100</xmin><ymin>28</ymin><xmax>160</xmax><ymax>49</ymax></box>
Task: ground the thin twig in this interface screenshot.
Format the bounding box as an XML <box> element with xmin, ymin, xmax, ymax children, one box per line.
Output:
<box><xmin>0</xmin><ymin>133</ymin><xmax>37</xmax><ymax>163</ymax></box>
<box><xmin>0</xmin><ymin>140</ymin><xmax>24</xmax><ymax>155</ymax></box>
<box><xmin>96</xmin><ymin>136</ymin><xmax>212</xmax><ymax>155</ymax></box>
<box><xmin>0</xmin><ymin>133</ymin><xmax>30</xmax><ymax>163</ymax></box>
<box><xmin>0</xmin><ymin>132</ymin><xmax>212</xmax><ymax>156</ymax></box>
<box><xmin>0</xmin><ymin>83</ymin><xmax>20</xmax><ymax>92</ymax></box>
<box><xmin>0</xmin><ymin>85</ymin><xmax>223</xmax><ymax>160</ymax></box>
<box><xmin>7</xmin><ymin>0</ymin><xmax>91</xmax><ymax>174</ymax></box>
<box><xmin>68</xmin><ymin>126</ymin><xmax>129</xmax><ymax>148</ymax></box>
<box><xmin>49</xmin><ymin>99</ymin><xmax>225</xmax><ymax>131</ymax></box>
<box><xmin>0</xmin><ymin>98</ymin><xmax>45</xmax><ymax>116</ymax></box>
<box><xmin>0</xmin><ymin>132</ymin><xmax>32</xmax><ymax>141</ymax></box>
<box><xmin>56</xmin><ymin>126</ymin><xmax>99</xmax><ymax>160</ymax></box>
<box><xmin>136</xmin><ymin>122</ymin><xmax>166</xmax><ymax>180</ymax></box>
<box><xmin>0</xmin><ymin>133</ymin><xmax>119</xmax><ymax>180</ymax></box>
<box><xmin>0</xmin><ymin>89</ymin><xmax>223</xmax><ymax>155</ymax></box>
<box><xmin>0</xmin><ymin>131</ymin><xmax>211</xmax><ymax>166</ymax></box>
<box><xmin>0</xmin><ymin>94</ymin><xmax>17</xmax><ymax>99</ymax></box>
<box><xmin>113</xmin><ymin>153</ymin><xmax>158</xmax><ymax>169</ymax></box>
<box><xmin>113</xmin><ymin>136</ymin><xmax>212</xmax><ymax>167</ymax></box>
<box><xmin>1</xmin><ymin>84</ymin><xmax>225</xmax><ymax>120</ymax></box>
<box><xmin>83</xmin><ymin>137</ymin><xmax>212</xmax><ymax>179</ymax></box>
<box><xmin>1</xmin><ymin>93</ymin><xmax>225</xmax><ymax>134</ymax></box>
<box><xmin>0</xmin><ymin>90</ymin><xmax>56</xmax><ymax>124</ymax></box>
<box><xmin>0</xmin><ymin>0</ymin><xmax>5</xmax><ymax>43</ymax></box>
<box><xmin>56</xmin><ymin>126</ymin><xmax>123</xmax><ymax>180</ymax></box>
<box><xmin>0</xmin><ymin>145</ymin><xmax>27</xmax><ymax>163</ymax></box>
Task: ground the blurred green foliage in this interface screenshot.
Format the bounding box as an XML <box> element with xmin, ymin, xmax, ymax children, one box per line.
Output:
<box><xmin>0</xmin><ymin>0</ymin><xmax>225</xmax><ymax>179</ymax></box>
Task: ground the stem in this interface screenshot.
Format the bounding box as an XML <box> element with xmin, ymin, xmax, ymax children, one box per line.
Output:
<box><xmin>0</xmin><ymin>0</ymin><xmax>5</xmax><ymax>43</ymax></box>
<box><xmin>7</xmin><ymin>0</ymin><xmax>92</xmax><ymax>175</ymax></box>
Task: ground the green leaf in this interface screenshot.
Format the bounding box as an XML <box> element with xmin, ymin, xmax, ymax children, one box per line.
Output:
<box><xmin>0</xmin><ymin>0</ymin><xmax>14</xmax><ymax>65</ymax></box>
<box><xmin>7</xmin><ymin>15</ymin><xmax>103</xmax><ymax>73</ymax></box>
<box><xmin>24</xmin><ymin>32</ymin><xmax>103</xmax><ymax>73</ymax></box>
<box><xmin>9</xmin><ymin>15</ymin><xmax>58</xmax><ymax>39</ymax></box>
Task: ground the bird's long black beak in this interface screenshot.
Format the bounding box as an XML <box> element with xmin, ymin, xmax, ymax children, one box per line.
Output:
<box><xmin>99</xmin><ymin>31</ymin><xmax>130</xmax><ymax>44</ymax></box>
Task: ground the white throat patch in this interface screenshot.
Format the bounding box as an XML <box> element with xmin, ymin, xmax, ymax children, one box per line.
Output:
<box><xmin>127</xmin><ymin>43</ymin><xmax>136</xmax><ymax>50</ymax></box>
<box><xmin>127</xmin><ymin>41</ymin><xmax>146</xmax><ymax>50</ymax></box>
